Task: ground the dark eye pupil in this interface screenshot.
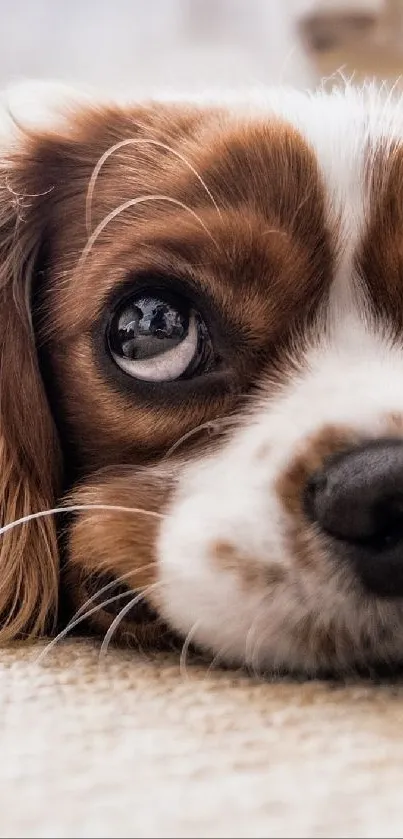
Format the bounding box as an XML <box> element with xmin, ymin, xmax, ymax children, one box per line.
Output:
<box><xmin>111</xmin><ymin>295</ymin><xmax>189</xmax><ymax>361</ymax></box>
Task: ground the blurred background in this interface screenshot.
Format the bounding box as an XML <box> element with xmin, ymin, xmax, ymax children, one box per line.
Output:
<box><xmin>0</xmin><ymin>0</ymin><xmax>403</xmax><ymax>95</ymax></box>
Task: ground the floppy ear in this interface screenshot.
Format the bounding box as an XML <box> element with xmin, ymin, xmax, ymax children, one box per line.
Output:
<box><xmin>0</xmin><ymin>124</ymin><xmax>63</xmax><ymax>641</ymax></box>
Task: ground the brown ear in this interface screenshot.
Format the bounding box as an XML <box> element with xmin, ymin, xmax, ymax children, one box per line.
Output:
<box><xmin>0</xmin><ymin>145</ymin><xmax>62</xmax><ymax>641</ymax></box>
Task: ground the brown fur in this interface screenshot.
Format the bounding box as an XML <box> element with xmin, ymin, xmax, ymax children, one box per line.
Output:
<box><xmin>0</xmin><ymin>99</ymin><xmax>331</xmax><ymax>643</ymax></box>
<box><xmin>360</xmin><ymin>143</ymin><xmax>403</xmax><ymax>330</ymax></box>
<box><xmin>276</xmin><ymin>425</ymin><xmax>360</xmax><ymax>571</ymax></box>
<box><xmin>212</xmin><ymin>539</ymin><xmax>287</xmax><ymax>587</ymax></box>
<box><xmin>65</xmin><ymin>466</ymin><xmax>174</xmax><ymax>641</ymax></box>
<box><xmin>0</xmin><ymin>173</ymin><xmax>62</xmax><ymax>640</ymax></box>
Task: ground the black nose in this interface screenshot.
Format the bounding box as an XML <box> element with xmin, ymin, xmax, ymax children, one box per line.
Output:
<box><xmin>305</xmin><ymin>439</ymin><xmax>403</xmax><ymax>597</ymax></box>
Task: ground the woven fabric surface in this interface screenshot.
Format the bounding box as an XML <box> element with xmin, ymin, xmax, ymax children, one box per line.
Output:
<box><xmin>0</xmin><ymin>639</ymin><xmax>403</xmax><ymax>837</ymax></box>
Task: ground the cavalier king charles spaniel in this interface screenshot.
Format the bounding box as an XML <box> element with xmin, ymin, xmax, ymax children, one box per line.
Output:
<box><xmin>1</xmin><ymin>80</ymin><xmax>403</xmax><ymax>675</ymax></box>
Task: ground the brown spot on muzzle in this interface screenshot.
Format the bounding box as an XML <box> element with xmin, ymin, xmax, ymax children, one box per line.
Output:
<box><xmin>276</xmin><ymin>425</ymin><xmax>360</xmax><ymax>569</ymax></box>
<box><xmin>212</xmin><ymin>539</ymin><xmax>286</xmax><ymax>587</ymax></box>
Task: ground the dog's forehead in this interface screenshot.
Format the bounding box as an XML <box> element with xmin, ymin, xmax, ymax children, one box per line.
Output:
<box><xmin>32</xmin><ymin>84</ymin><xmax>401</xmax><ymax>229</ymax></box>
<box><xmin>28</xmin><ymin>96</ymin><xmax>333</xmax><ymax>337</ymax></box>
<box><xmin>10</xmin><ymin>83</ymin><xmax>403</xmax><ymax>335</ymax></box>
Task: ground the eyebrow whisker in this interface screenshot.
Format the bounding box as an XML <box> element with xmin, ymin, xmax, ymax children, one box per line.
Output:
<box><xmin>86</xmin><ymin>137</ymin><xmax>222</xmax><ymax>236</ymax></box>
<box><xmin>75</xmin><ymin>193</ymin><xmax>220</xmax><ymax>281</ymax></box>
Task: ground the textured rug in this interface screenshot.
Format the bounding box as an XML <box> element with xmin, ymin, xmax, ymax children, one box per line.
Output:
<box><xmin>1</xmin><ymin>639</ymin><xmax>403</xmax><ymax>838</ymax></box>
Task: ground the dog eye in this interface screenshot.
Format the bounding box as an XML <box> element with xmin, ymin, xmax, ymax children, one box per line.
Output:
<box><xmin>108</xmin><ymin>291</ymin><xmax>214</xmax><ymax>381</ymax></box>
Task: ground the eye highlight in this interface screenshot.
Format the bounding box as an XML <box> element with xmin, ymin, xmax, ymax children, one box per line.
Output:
<box><xmin>107</xmin><ymin>290</ymin><xmax>214</xmax><ymax>382</ymax></box>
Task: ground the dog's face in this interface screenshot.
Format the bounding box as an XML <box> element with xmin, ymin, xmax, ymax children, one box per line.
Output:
<box><xmin>3</xmin><ymin>82</ymin><xmax>403</xmax><ymax>674</ymax></box>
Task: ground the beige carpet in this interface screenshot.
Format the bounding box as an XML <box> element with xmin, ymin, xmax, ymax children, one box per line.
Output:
<box><xmin>1</xmin><ymin>640</ymin><xmax>403</xmax><ymax>838</ymax></box>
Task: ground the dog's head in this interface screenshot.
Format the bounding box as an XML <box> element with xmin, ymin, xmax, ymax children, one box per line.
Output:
<box><xmin>2</xmin><ymin>81</ymin><xmax>403</xmax><ymax>674</ymax></box>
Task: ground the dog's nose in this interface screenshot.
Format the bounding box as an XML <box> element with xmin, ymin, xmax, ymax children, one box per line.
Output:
<box><xmin>305</xmin><ymin>439</ymin><xmax>403</xmax><ymax>597</ymax></box>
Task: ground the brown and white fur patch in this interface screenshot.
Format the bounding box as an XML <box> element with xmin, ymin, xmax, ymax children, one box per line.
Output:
<box><xmin>1</xmin><ymin>80</ymin><xmax>403</xmax><ymax>675</ymax></box>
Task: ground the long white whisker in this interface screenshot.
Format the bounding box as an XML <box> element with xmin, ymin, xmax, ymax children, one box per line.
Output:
<box><xmin>179</xmin><ymin>620</ymin><xmax>201</xmax><ymax>679</ymax></box>
<box><xmin>203</xmin><ymin>643</ymin><xmax>233</xmax><ymax>680</ymax></box>
<box><xmin>98</xmin><ymin>580</ymin><xmax>164</xmax><ymax>659</ymax></box>
<box><xmin>35</xmin><ymin>589</ymin><xmax>138</xmax><ymax>664</ymax></box>
<box><xmin>204</xmin><ymin>651</ymin><xmax>221</xmax><ymax>679</ymax></box>
<box><xmin>249</xmin><ymin>626</ymin><xmax>268</xmax><ymax>682</ymax></box>
<box><xmin>245</xmin><ymin>611</ymin><xmax>262</xmax><ymax>667</ymax></box>
<box><xmin>77</xmin><ymin>194</ymin><xmax>220</xmax><ymax>279</ymax></box>
<box><xmin>73</xmin><ymin>563</ymin><xmax>157</xmax><ymax>619</ymax></box>
<box><xmin>162</xmin><ymin>414</ymin><xmax>239</xmax><ymax>462</ymax></box>
<box><xmin>86</xmin><ymin>137</ymin><xmax>222</xmax><ymax>235</ymax></box>
<box><xmin>244</xmin><ymin>591</ymin><xmax>271</xmax><ymax>681</ymax></box>
<box><xmin>0</xmin><ymin>504</ymin><xmax>164</xmax><ymax>538</ymax></box>
<box><xmin>161</xmin><ymin>418</ymin><xmax>229</xmax><ymax>461</ymax></box>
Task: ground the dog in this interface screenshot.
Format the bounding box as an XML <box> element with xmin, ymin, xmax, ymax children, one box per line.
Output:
<box><xmin>2</xmin><ymin>79</ymin><xmax>403</xmax><ymax>675</ymax></box>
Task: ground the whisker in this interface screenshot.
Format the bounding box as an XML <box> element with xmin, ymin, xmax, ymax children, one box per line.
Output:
<box><xmin>37</xmin><ymin>561</ymin><xmax>166</xmax><ymax>665</ymax></box>
<box><xmin>260</xmin><ymin>227</ymin><xmax>287</xmax><ymax>241</ymax></box>
<box><xmin>245</xmin><ymin>593</ymin><xmax>271</xmax><ymax>681</ymax></box>
<box><xmin>76</xmin><ymin>193</ymin><xmax>220</xmax><ymax>279</ymax></box>
<box><xmin>245</xmin><ymin>612</ymin><xmax>261</xmax><ymax>668</ymax></box>
<box><xmin>98</xmin><ymin>580</ymin><xmax>164</xmax><ymax>659</ymax></box>
<box><xmin>73</xmin><ymin>562</ymin><xmax>157</xmax><ymax>619</ymax></box>
<box><xmin>203</xmin><ymin>643</ymin><xmax>233</xmax><ymax>680</ymax></box>
<box><xmin>179</xmin><ymin>620</ymin><xmax>201</xmax><ymax>679</ymax></box>
<box><xmin>35</xmin><ymin>588</ymin><xmax>140</xmax><ymax>664</ymax></box>
<box><xmin>4</xmin><ymin>175</ymin><xmax>54</xmax><ymax>201</ymax></box>
<box><xmin>250</xmin><ymin>639</ymin><xmax>265</xmax><ymax>683</ymax></box>
<box><xmin>0</xmin><ymin>503</ymin><xmax>164</xmax><ymax>538</ymax></box>
<box><xmin>162</xmin><ymin>416</ymin><xmax>235</xmax><ymax>461</ymax></box>
<box><xmin>86</xmin><ymin>137</ymin><xmax>222</xmax><ymax>235</ymax></box>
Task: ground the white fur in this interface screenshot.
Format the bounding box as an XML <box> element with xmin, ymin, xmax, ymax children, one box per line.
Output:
<box><xmin>155</xmin><ymin>84</ymin><xmax>403</xmax><ymax>673</ymax></box>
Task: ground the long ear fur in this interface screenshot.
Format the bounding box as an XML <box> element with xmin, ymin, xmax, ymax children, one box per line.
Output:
<box><xmin>0</xmin><ymin>112</ymin><xmax>62</xmax><ymax>641</ymax></box>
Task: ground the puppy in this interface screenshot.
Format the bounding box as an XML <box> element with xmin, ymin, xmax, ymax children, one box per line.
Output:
<box><xmin>2</xmin><ymin>80</ymin><xmax>403</xmax><ymax>675</ymax></box>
